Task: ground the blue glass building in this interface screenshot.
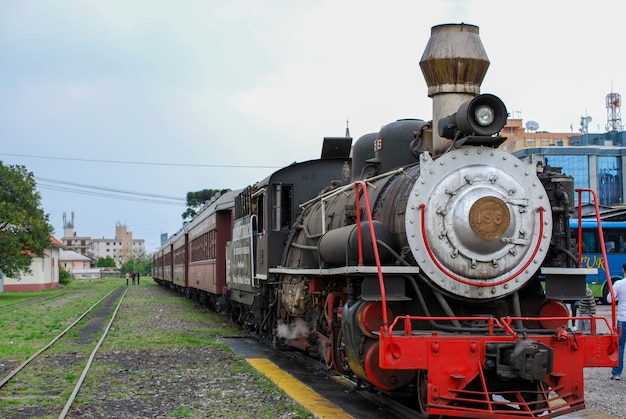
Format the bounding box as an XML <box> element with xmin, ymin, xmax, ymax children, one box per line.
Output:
<box><xmin>512</xmin><ymin>131</ymin><xmax>626</xmax><ymax>207</ymax></box>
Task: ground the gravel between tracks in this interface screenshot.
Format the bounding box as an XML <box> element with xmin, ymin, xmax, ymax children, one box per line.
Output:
<box><xmin>68</xmin><ymin>346</ymin><xmax>302</xmax><ymax>418</ymax></box>
<box><xmin>65</xmin><ymin>284</ymin><xmax>309</xmax><ymax>419</ymax></box>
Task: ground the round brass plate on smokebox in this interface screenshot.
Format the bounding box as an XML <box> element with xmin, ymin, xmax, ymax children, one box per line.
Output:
<box><xmin>468</xmin><ymin>196</ymin><xmax>510</xmax><ymax>240</ymax></box>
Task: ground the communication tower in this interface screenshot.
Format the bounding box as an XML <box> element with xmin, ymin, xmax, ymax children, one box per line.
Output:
<box><xmin>63</xmin><ymin>211</ymin><xmax>74</xmax><ymax>229</ymax></box>
<box><xmin>580</xmin><ymin>115</ymin><xmax>592</xmax><ymax>134</ymax></box>
<box><xmin>62</xmin><ymin>211</ymin><xmax>75</xmax><ymax>239</ymax></box>
<box><xmin>606</xmin><ymin>91</ymin><xmax>623</xmax><ymax>132</ymax></box>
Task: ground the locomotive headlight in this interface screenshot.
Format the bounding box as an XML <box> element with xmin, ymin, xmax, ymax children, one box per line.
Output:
<box><xmin>475</xmin><ymin>105</ymin><xmax>495</xmax><ymax>126</ymax></box>
<box><xmin>439</xmin><ymin>93</ymin><xmax>508</xmax><ymax>139</ymax></box>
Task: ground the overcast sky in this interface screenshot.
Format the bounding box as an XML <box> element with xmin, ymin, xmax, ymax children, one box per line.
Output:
<box><xmin>1</xmin><ymin>1</ymin><xmax>624</xmax><ymax>252</ymax></box>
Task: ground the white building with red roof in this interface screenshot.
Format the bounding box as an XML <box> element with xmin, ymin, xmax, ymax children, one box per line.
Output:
<box><xmin>1</xmin><ymin>237</ymin><xmax>64</xmax><ymax>292</ymax></box>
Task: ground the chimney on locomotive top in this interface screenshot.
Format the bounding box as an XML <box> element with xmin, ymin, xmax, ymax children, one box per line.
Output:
<box><xmin>419</xmin><ymin>23</ymin><xmax>490</xmax><ymax>156</ymax></box>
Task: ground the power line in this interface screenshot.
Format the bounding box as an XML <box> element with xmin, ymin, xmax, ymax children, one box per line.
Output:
<box><xmin>1</xmin><ymin>152</ymin><xmax>281</xmax><ymax>169</ymax></box>
<box><xmin>37</xmin><ymin>183</ymin><xmax>186</xmax><ymax>206</ymax></box>
<box><xmin>35</xmin><ymin>177</ymin><xmax>187</xmax><ymax>206</ymax></box>
<box><xmin>36</xmin><ymin>177</ymin><xmax>185</xmax><ymax>201</ymax></box>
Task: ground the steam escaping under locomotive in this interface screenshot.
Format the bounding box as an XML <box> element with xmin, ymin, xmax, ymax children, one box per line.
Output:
<box><xmin>153</xmin><ymin>23</ymin><xmax>619</xmax><ymax>418</ymax></box>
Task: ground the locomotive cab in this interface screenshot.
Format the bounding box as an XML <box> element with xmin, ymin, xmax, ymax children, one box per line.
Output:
<box><xmin>225</xmin><ymin>145</ymin><xmax>352</xmax><ymax>334</ymax></box>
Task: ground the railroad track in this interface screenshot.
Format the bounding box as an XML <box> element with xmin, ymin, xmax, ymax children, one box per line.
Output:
<box><xmin>292</xmin><ymin>352</ymin><xmax>425</xmax><ymax>418</ymax></box>
<box><xmin>0</xmin><ymin>286</ymin><xmax>127</xmax><ymax>418</ymax></box>
<box><xmin>0</xmin><ymin>292</ymin><xmax>68</xmax><ymax>314</ymax></box>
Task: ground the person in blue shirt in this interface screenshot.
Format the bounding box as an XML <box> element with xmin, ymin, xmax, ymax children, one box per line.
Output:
<box><xmin>607</xmin><ymin>263</ymin><xmax>626</xmax><ymax>380</ymax></box>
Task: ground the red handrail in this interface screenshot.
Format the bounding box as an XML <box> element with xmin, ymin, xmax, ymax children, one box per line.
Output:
<box><xmin>353</xmin><ymin>181</ymin><xmax>389</xmax><ymax>331</ymax></box>
<box><xmin>387</xmin><ymin>313</ymin><xmax>613</xmax><ymax>337</ymax></box>
<box><xmin>576</xmin><ymin>188</ymin><xmax>617</xmax><ymax>330</ymax></box>
<box><xmin>419</xmin><ymin>204</ymin><xmax>546</xmax><ymax>287</ymax></box>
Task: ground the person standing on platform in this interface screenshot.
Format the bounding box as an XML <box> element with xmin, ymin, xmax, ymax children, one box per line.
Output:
<box><xmin>608</xmin><ymin>263</ymin><xmax>626</xmax><ymax>380</ymax></box>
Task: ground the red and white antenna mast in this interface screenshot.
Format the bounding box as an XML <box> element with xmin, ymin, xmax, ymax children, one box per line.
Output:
<box><xmin>606</xmin><ymin>90</ymin><xmax>622</xmax><ymax>132</ymax></box>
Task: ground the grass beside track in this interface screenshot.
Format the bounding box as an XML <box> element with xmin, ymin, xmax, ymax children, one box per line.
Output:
<box><xmin>0</xmin><ymin>279</ymin><xmax>120</xmax><ymax>359</ymax></box>
<box><xmin>0</xmin><ymin>278</ymin><xmax>313</xmax><ymax>419</ymax></box>
<box><xmin>101</xmin><ymin>280</ymin><xmax>243</xmax><ymax>351</ymax></box>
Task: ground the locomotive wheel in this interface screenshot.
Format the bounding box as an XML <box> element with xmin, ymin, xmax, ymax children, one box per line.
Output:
<box><xmin>322</xmin><ymin>335</ymin><xmax>333</xmax><ymax>369</ymax></box>
<box><xmin>261</xmin><ymin>303</ymin><xmax>276</xmax><ymax>339</ymax></box>
<box><xmin>320</xmin><ymin>328</ymin><xmax>343</xmax><ymax>372</ymax></box>
<box><xmin>230</xmin><ymin>305</ymin><xmax>240</xmax><ymax>324</ymax></box>
<box><xmin>334</xmin><ymin>328</ymin><xmax>349</xmax><ymax>374</ymax></box>
<box><xmin>416</xmin><ymin>370</ymin><xmax>428</xmax><ymax>415</ymax></box>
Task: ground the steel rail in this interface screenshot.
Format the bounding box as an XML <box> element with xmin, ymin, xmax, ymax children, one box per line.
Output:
<box><xmin>0</xmin><ymin>292</ymin><xmax>68</xmax><ymax>314</ymax></box>
<box><xmin>58</xmin><ymin>286</ymin><xmax>129</xmax><ymax>418</ymax></box>
<box><xmin>0</xmin><ymin>286</ymin><xmax>122</xmax><ymax>388</ymax></box>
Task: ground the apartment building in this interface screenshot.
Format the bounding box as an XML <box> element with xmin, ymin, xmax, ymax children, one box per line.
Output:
<box><xmin>62</xmin><ymin>219</ymin><xmax>145</xmax><ymax>267</ymax></box>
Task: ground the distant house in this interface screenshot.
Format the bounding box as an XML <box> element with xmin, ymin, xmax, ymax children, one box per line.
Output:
<box><xmin>71</xmin><ymin>268</ymin><xmax>120</xmax><ymax>279</ymax></box>
<box><xmin>59</xmin><ymin>248</ymin><xmax>93</xmax><ymax>273</ymax></box>
<box><xmin>59</xmin><ymin>248</ymin><xmax>122</xmax><ymax>279</ymax></box>
<box><xmin>1</xmin><ymin>237</ymin><xmax>64</xmax><ymax>292</ymax></box>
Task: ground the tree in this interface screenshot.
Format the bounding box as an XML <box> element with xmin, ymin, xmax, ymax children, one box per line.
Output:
<box><xmin>0</xmin><ymin>162</ymin><xmax>54</xmax><ymax>278</ymax></box>
<box><xmin>96</xmin><ymin>256</ymin><xmax>117</xmax><ymax>267</ymax></box>
<box><xmin>181</xmin><ymin>189</ymin><xmax>224</xmax><ymax>221</ymax></box>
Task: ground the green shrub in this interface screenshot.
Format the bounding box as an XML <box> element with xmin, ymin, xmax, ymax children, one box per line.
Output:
<box><xmin>59</xmin><ymin>266</ymin><xmax>72</xmax><ymax>285</ymax></box>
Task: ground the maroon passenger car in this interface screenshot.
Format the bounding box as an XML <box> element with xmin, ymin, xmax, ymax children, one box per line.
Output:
<box><xmin>153</xmin><ymin>190</ymin><xmax>237</xmax><ymax>310</ymax></box>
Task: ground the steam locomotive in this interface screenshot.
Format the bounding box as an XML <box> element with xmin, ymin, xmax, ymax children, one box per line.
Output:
<box><xmin>153</xmin><ymin>23</ymin><xmax>618</xmax><ymax>418</ymax></box>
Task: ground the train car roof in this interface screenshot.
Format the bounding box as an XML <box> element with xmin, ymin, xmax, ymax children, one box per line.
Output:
<box><xmin>156</xmin><ymin>189</ymin><xmax>241</xmax><ymax>252</ymax></box>
<box><xmin>184</xmin><ymin>189</ymin><xmax>241</xmax><ymax>230</ymax></box>
<box><xmin>252</xmin><ymin>157</ymin><xmax>350</xmax><ymax>189</ymax></box>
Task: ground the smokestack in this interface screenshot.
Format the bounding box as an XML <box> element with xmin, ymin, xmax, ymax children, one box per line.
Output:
<box><xmin>419</xmin><ymin>23</ymin><xmax>489</xmax><ymax>155</ymax></box>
